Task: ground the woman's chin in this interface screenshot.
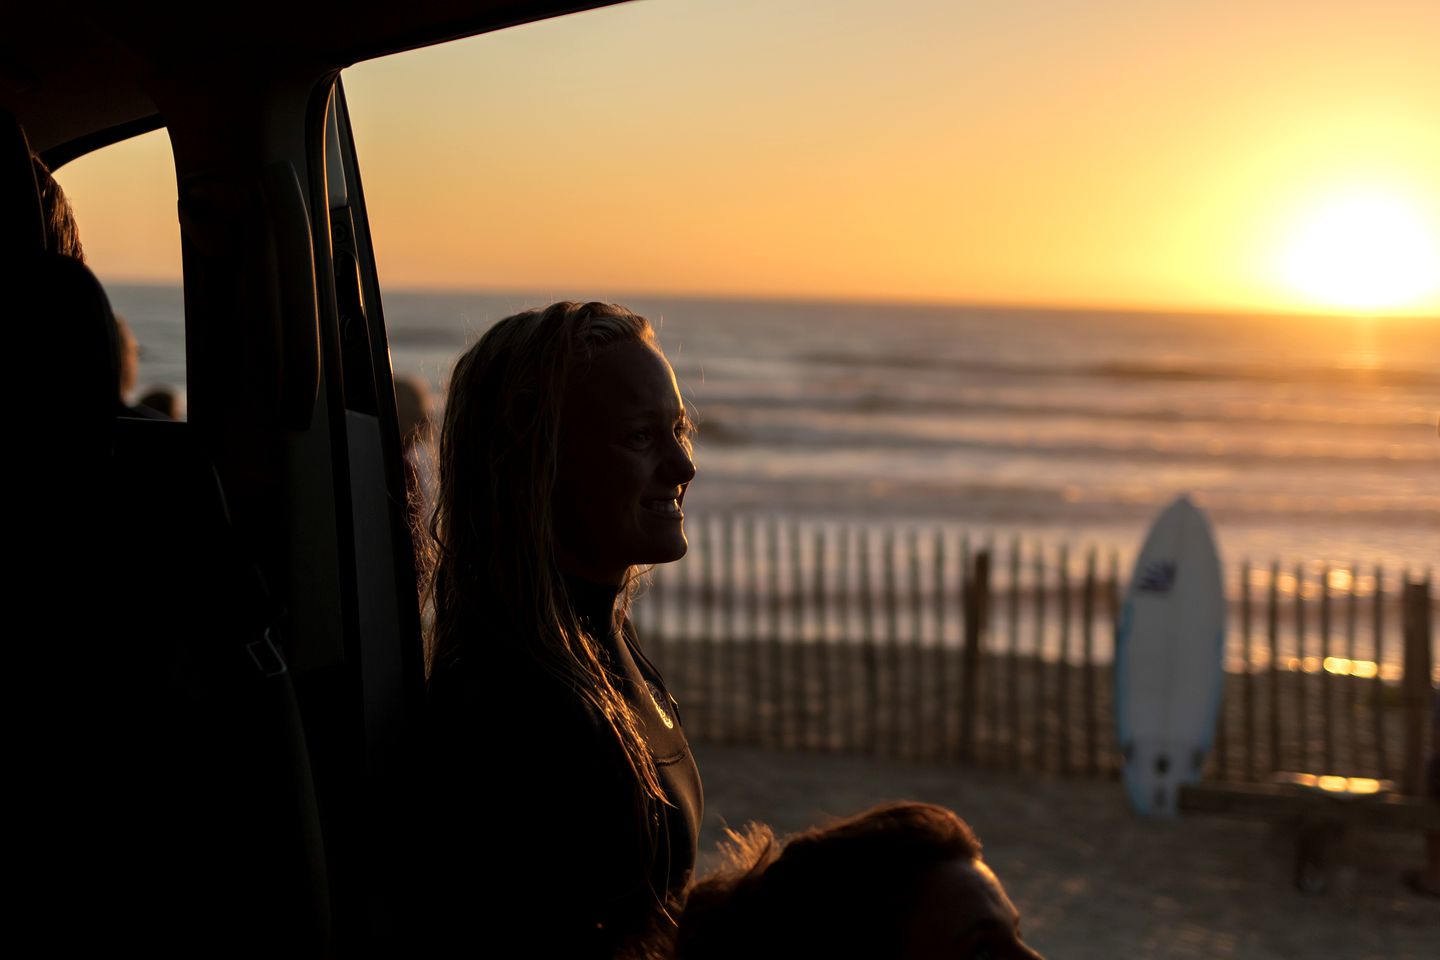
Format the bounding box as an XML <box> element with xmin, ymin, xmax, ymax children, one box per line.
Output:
<box><xmin>648</xmin><ymin>536</ymin><xmax>689</xmax><ymax>566</ymax></box>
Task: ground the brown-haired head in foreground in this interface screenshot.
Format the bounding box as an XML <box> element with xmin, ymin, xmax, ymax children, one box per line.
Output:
<box><xmin>673</xmin><ymin>802</ymin><xmax>1043</xmax><ymax>960</ymax></box>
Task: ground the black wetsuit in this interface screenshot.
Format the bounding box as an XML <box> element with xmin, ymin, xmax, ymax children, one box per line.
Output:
<box><xmin>419</xmin><ymin>578</ymin><xmax>702</xmax><ymax>957</ymax></box>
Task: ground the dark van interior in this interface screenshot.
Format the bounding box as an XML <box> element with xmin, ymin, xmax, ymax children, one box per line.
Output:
<box><xmin>4</xmin><ymin>2</ymin><xmax>622</xmax><ymax>953</ymax></box>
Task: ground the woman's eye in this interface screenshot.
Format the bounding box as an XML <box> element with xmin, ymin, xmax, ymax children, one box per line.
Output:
<box><xmin>626</xmin><ymin>429</ymin><xmax>653</xmax><ymax>446</ymax></box>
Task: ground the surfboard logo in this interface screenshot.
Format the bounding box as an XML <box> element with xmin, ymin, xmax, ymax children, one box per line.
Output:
<box><xmin>1136</xmin><ymin>559</ymin><xmax>1177</xmax><ymax>593</ymax></box>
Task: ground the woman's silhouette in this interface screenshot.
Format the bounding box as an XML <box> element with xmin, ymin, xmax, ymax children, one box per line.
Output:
<box><xmin>419</xmin><ymin>302</ymin><xmax>701</xmax><ymax>956</ymax></box>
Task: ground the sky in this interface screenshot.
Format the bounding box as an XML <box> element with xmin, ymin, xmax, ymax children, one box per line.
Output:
<box><xmin>56</xmin><ymin>0</ymin><xmax>1440</xmax><ymax>315</ymax></box>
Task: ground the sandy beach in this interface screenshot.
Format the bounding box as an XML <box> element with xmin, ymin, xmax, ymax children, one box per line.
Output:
<box><xmin>691</xmin><ymin>743</ymin><xmax>1439</xmax><ymax>959</ymax></box>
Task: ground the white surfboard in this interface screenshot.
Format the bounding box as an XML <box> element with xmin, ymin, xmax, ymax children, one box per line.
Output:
<box><xmin>1115</xmin><ymin>495</ymin><xmax>1226</xmax><ymax>817</ymax></box>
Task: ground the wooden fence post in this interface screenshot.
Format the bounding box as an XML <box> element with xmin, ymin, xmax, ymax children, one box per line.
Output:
<box><xmin>1372</xmin><ymin>565</ymin><xmax>1389</xmax><ymax>780</ymax></box>
<box><xmin>883</xmin><ymin>528</ymin><xmax>901</xmax><ymax>757</ymax></box>
<box><xmin>789</xmin><ymin>521</ymin><xmax>807</xmax><ymax>750</ymax></box>
<box><xmin>767</xmin><ymin>516</ymin><xmax>784</xmax><ymax>748</ymax></box>
<box><xmin>951</xmin><ymin>533</ymin><xmax>969</xmax><ymax>758</ymax></box>
<box><xmin>1400</xmin><ymin>576</ymin><xmax>1434</xmax><ymax>796</ymax></box>
<box><xmin>959</xmin><ymin>549</ymin><xmax>991</xmax><ymax>764</ymax></box>
<box><xmin>1267</xmin><ymin>560</ymin><xmax>1281</xmax><ymax>774</ymax></box>
<box><xmin>1032</xmin><ymin>546</ymin><xmax>1047</xmax><ymax>771</ymax></box>
<box><xmin>715</xmin><ymin>513</ymin><xmax>734</xmax><ymax>744</ymax></box>
<box><xmin>859</xmin><ymin>526</ymin><xmax>878</xmax><ymax>755</ymax></box>
<box><xmin>1241</xmin><ymin>559</ymin><xmax>1255</xmax><ymax>782</ymax></box>
<box><xmin>1082</xmin><ymin>546</ymin><xmax>1098</xmax><ymax>778</ymax></box>
<box><xmin>932</xmin><ymin>529</ymin><xmax>948</xmax><ymax>762</ymax></box>
<box><xmin>1320</xmin><ymin>563</ymin><xmax>1333</xmax><ymax>773</ymax></box>
<box><xmin>1007</xmin><ymin>538</ymin><xmax>1022</xmax><ymax>770</ymax></box>
<box><xmin>1106</xmin><ymin>549</ymin><xmax>1121</xmax><ymax>776</ymax></box>
<box><xmin>1344</xmin><ymin>560</ymin><xmax>1359</xmax><ymax>772</ymax></box>
<box><xmin>745</xmin><ymin>514</ymin><xmax>762</xmax><ymax>746</ymax></box>
<box><xmin>725</xmin><ymin>518</ymin><xmax>737</xmax><ymax>742</ymax></box>
<box><xmin>837</xmin><ymin>524</ymin><xmax>857</xmax><ymax>752</ymax></box>
<box><xmin>812</xmin><ymin>526</ymin><xmax>830</xmax><ymax>752</ymax></box>
<box><xmin>702</xmin><ymin>515</ymin><xmax>721</xmax><ymax>740</ymax></box>
<box><xmin>675</xmin><ymin>536</ymin><xmax>694</xmax><ymax>711</ymax></box>
<box><xmin>908</xmin><ymin>528</ymin><xmax>925</xmax><ymax>759</ymax></box>
<box><xmin>1294</xmin><ymin>562</ymin><xmax>1308</xmax><ymax>773</ymax></box>
<box><xmin>649</xmin><ymin>549</ymin><xmax>667</xmax><ymax>672</ymax></box>
<box><xmin>1214</xmin><ymin>558</ymin><xmax>1230</xmax><ymax>780</ymax></box>
<box><xmin>985</xmin><ymin>536</ymin><xmax>1001</xmax><ymax>765</ymax></box>
<box><xmin>1057</xmin><ymin>544</ymin><xmax>1072</xmax><ymax>776</ymax></box>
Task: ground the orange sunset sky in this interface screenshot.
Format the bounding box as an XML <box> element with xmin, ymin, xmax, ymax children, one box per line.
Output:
<box><xmin>58</xmin><ymin>0</ymin><xmax>1440</xmax><ymax>315</ymax></box>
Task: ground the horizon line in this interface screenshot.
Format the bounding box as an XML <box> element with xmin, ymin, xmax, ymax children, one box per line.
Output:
<box><xmin>98</xmin><ymin>275</ymin><xmax>1440</xmax><ymax>322</ymax></box>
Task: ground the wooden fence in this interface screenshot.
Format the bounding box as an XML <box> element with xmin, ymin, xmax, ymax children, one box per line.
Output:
<box><xmin>633</xmin><ymin>514</ymin><xmax>1437</xmax><ymax>792</ymax></box>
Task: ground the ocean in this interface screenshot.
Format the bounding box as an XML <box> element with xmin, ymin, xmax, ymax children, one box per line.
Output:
<box><xmin>112</xmin><ymin>284</ymin><xmax>1437</xmax><ymax>573</ymax></box>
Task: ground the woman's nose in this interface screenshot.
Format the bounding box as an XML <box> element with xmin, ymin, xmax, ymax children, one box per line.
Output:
<box><xmin>666</xmin><ymin>439</ymin><xmax>697</xmax><ymax>486</ymax></box>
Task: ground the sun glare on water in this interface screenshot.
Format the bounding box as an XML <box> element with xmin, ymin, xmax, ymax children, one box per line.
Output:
<box><xmin>1279</xmin><ymin>190</ymin><xmax>1440</xmax><ymax>312</ymax></box>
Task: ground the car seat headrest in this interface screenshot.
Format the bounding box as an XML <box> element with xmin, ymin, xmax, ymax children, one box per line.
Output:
<box><xmin>1</xmin><ymin>110</ymin><xmax>45</xmax><ymax>257</ymax></box>
<box><xmin>5</xmin><ymin>113</ymin><xmax>122</xmax><ymax>445</ymax></box>
<box><xmin>22</xmin><ymin>254</ymin><xmax>123</xmax><ymax>442</ymax></box>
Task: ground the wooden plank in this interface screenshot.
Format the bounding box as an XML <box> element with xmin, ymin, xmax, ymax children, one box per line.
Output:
<box><xmin>1179</xmin><ymin>782</ymin><xmax>1440</xmax><ymax>831</ymax></box>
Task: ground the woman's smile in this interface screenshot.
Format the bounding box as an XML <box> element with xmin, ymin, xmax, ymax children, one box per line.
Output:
<box><xmin>642</xmin><ymin>495</ymin><xmax>684</xmax><ymax>517</ymax></box>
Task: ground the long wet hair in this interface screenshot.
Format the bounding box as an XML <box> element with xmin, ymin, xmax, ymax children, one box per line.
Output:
<box><xmin>425</xmin><ymin>300</ymin><xmax>666</xmax><ymax>805</ymax></box>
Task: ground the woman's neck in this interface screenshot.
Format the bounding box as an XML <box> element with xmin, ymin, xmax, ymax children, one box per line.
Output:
<box><xmin>564</xmin><ymin>574</ymin><xmax>622</xmax><ymax>636</ymax></box>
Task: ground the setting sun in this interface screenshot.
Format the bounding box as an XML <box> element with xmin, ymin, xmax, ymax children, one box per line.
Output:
<box><xmin>1278</xmin><ymin>189</ymin><xmax>1440</xmax><ymax>312</ymax></box>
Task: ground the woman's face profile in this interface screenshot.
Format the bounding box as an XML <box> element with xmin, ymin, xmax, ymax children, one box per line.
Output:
<box><xmin>553</xmin><ymin>339</ymin><xmax>696</xmax><ymax>585</ymax></box>
<box><xmin>902</xmin><ymin>857</ymin><xmax>1044</xmax><ymax>960</ymax></box>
